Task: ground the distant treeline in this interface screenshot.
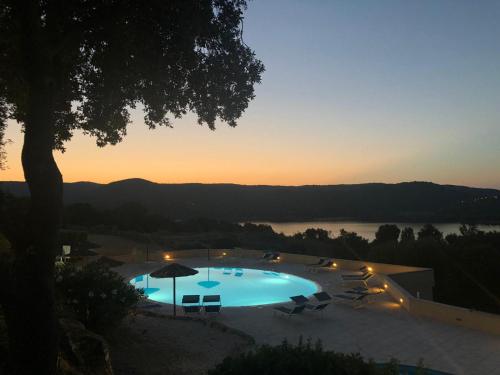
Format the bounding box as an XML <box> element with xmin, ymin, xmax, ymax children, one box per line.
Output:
<box><xmin>2</xmin><ymin>179</ymin><xmax>500</xmax><ymax>222</ymax></box>
<box><xmin>1</xmin><ymin>192</ymin><xmax>500</xmax><ymax>315</ymax></box>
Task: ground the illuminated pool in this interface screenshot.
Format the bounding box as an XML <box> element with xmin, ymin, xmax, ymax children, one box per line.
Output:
<box><xmin>130</xmin><ymin>267</ymin><xmax>320</xmax><ymax>307</ymax></box>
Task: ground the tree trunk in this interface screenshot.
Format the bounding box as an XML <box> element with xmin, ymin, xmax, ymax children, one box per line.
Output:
<box><xmin>3</xmin><ymin>82</ymin><xmax>62</xmax><ymax>374</ymax></box>
<box><xmin>2</xmin><ymin>2</ymin><xmax>63</xmax><ymax>373</ymax></box>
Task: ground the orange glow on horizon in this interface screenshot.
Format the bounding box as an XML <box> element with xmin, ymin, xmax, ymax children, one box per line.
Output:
<box><xmin>2</xmin><ymin>118</ymin><xmax>500</xmax><ymax>189</ymax></box>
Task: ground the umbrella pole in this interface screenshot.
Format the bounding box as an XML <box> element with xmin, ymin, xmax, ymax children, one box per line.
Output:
<box><xmin>173</xmin><ymin>276</ymin><xmax>176</xmax><ymax>318</ymax></box>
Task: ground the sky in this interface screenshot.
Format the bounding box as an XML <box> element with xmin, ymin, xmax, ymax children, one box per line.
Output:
<box><xmin>2</xmin><ymin>0</ymin><xmax>500</xmax><ymax>188</ymax></box>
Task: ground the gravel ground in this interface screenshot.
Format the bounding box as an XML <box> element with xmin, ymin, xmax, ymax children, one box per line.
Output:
<box><xmin>108</xmin><ymin>313</ymin><xmax>253</xmax><ymax>375</ymax></box>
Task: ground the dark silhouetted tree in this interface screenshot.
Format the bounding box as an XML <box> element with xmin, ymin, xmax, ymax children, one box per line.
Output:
<box><xmin>417</xmin><ymin>224</ymin><xmax>443</xmax><ymax>241</ymax></box>
<box><xmin>0</xmin><ymin>1</ymin><xmax>263</xmax><ymax>373</ymax></box>
<box><xmin>374</xmin><ymin>224</ymin><xmax>400</xmax><ymax>243</ymax></box>
<box><xmin>459</xmin><ymin>223</ymin><xmax>481</xmax><ymax>237</ymax></box>
<box><xmin>400</xmin><ymin>227</ymin><xmax>415</xmax><ymax>243</ymax></box>
<box><xmin>304</xmin><ymin>228</ymin><xmax>330</xmax><ymax>241</ymax></box>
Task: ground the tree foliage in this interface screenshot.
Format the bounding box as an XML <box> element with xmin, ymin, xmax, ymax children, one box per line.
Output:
<box><xmin>0</xmin><ymin>0</ymin><xmax>264</xmax><ymax>150</ymax></box>
<box><xmin>0</xmin><ymin>2</ymin><xmax>263</xmax><ymax>373</ymax></box>
<box><xmin>208</xmin><ymin>339</ymin><xmax>384</xmax><ymax>375</ymax></box>
<box><xmin>400</xmin><ymin>227</ymin><xmax>415</xmax><ymax>243</ymax></box>
<box><xmin>0</xmin><ymin>97</ymin><xmax>8</xmax><ymax>169</ymax></box>
<box><xmin>374</xmin><ymin>224</ymin><xmax>401</xmax><ymax>243</ymax></box>
<box><xmin>301</xmin><ymin>228</ymin><xmax>330</xmax><ymax>241</ymax></box>
<box><xmin>417</xmin><ymin>224</ymin><xmax>443</xmax><ymax>241</ymax></box>
<box><xmin>55</xmin><ymin>262</ymin><xmax>142</xmax><ymax>333</ymax></box>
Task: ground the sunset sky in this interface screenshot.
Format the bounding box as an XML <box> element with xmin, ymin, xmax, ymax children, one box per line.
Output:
<box><xmin>2</xmin><ymin>0</ymin><xmax>500</xmax><ymax>188</ymax></box>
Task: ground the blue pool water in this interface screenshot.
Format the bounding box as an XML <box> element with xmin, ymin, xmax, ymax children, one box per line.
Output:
<box><xmin>130</xmin><ymin>267</ymin><xmax>320</xmax><ymax>307</ymax></box>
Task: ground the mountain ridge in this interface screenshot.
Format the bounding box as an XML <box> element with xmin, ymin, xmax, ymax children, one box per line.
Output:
<box><xmin>1</xmin><ymin>179</ymin><xmax>499</xmax><ymax>222</ymax></box>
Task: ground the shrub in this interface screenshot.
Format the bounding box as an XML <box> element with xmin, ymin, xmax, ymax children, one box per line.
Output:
<box><xmin>0</xmin><ymin>233</ymin><xmax>10</xmax><ymax>253</ymax></box>
<box><xmin>208</xmin><ymin>339</ymin><xmax>388</xmax><ymax>375</ymax></box>
<box><xmin>55</xmin><ymin>262</ymin><xmax>142</xmax><ymax>333</ymax></box>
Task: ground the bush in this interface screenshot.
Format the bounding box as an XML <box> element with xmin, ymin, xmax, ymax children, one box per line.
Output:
<box><xmin>0</xmin><ymin>233</ymin><xmax>10</xmax><ymax>253</ymax></box>
<box><xmin>208</xmin><ymin>339</ymin><xmax>391</xmax><ymax>375</ymax></box>
<box><xmin>55</xmin><ymin>262</ymin><xmax>142</xmax><ymax>333</ymax></box>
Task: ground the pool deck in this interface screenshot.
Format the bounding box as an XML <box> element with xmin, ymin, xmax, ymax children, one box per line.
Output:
<box><xmin>116</xmin><ymin>258</ymin><xmax>500</xmax><ymax>375</ymax></box>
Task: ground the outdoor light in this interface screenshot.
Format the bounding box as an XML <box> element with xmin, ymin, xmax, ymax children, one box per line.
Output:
<box><xmin>333</xmin><ymin>262</ymin><xmax>337</xmax><ymax>268</ymax></box>
<box><xmin>277</xmin><ymin>256</ymin><xmax>281</xmax><ymax>260</ymax></box>
<box><xmin>367</xmin><ymin>266</ymin><xmax>373</xmax><ymax>272</ymax></box>
<box><xmin>399</xmin><ymin>298</ymin><xmax>404</xmax><ymax>304</ymax></box>
<box><xmin>223</xmin><ymin>252</ymin><xmax>227</xmax><ymax>256</ymax></box>
<box><xmin>164</xmin><ymin>254</ymin><xmax>171</xmax><ymax>260</ymax></box>
<box><xmin>384</xmin><ymin>283</ymin><xmax>388</xmax><ymax>289</ymax></box>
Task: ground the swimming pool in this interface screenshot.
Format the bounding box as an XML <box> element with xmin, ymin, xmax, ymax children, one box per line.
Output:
<box><xmin>130</xmin><ymin>267</ymin><xmax>320</xmax><ymax>307</ymax></box>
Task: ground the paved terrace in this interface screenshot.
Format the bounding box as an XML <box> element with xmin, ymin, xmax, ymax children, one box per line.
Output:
<box><xmin>115</xmin><ymin>258</ymin><xmax>500</xmax><ymax>375</ymax></box>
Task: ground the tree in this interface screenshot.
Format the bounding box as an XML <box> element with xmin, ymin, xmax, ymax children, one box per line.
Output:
<box><xmin>417</xmin><ymin>224</ymin><xmax>443</xmax><ymax>241</ymax></box>
<box><xmin>374</xmin><ymin>224</ymin><xmax>400</xmax><ymax>243</ymax></box>
<box><xmin>0</xmin><ymin>1</ymin><xmax>263</xmax><ymax>374</ymax></box>
<box><xmin>304</xmin><ymin>228</ymin><xmax>330</xmax><ymax>241</ymax></box>
<box><xmin>459</xmin><ymin>223</ymin><xmax>481</xmax><ymax>237</ymax></box>
<box><xmin>400</xmin><ymin>227</ymin><xmax>415</xmax><ymax>243</ymax></box>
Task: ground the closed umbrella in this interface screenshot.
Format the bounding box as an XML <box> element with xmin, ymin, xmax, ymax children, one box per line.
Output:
<box><xmin>150</xmin><ymin>263</ymin><xmax>198</xmax><ymax>318</ymax></box>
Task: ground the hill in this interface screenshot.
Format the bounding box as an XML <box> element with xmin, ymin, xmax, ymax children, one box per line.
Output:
<box><xmin>1</xmin><ymin>179</ymin><xmax>499</xmax><ymax>222</ymax></box>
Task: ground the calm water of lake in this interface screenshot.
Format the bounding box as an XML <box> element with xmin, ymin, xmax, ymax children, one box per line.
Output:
<box><xmin>252</xmin><ymin>222</ymin><xmax>500</xmax><ymax>241</ymax></box>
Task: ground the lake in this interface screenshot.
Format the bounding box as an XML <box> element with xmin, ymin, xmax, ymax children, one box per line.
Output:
<box><xmin>252</xmin><ymin>222</ymin><xmax>500</xmax><ymax>241</ymax></box>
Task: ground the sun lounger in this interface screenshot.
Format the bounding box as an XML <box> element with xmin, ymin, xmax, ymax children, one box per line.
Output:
<box><xmin>333</xmin><ymin>293</ymin><xmax>369</xmax><ymax>307</ymax></box>
<box><xmin>309</xmin><ymin>260</ymin><xmax>334</xmax><ymax>273</ymax></box>
<box><xmin>182</xmin><ymin>305</ymin><xmax>201</xmax><ymax>313</ymax></box>
<box><xmin>307</xmin><ymin>258</ymin><xmax>327</xmax><ymax>267</ymax></box>
<box><xmin>259</xmin><ymin>252</ymin><xmax>273</xmax><ymax>262</ymax></box>
<box><xmin>319</xmin><ymin>260</ymin><xmax>335</xmax><ymax>269</ymax></box>
<box><xmin>202</xmin><ymin>295</ymin><xmax>222</xmax><ymax>314</ymax></box>
<box><xmin>182</xmin><ymin>295</ymin><xmax>200</xmax><ymax>304</ymax></box>
<box><xmin>341</xmin><ymin>272</ymin><xmax>373</xmax><ymax>287</ymax></box>
<box><xmin>345</xmin><ymin>287</ymin><xmax>382</xmax><ymax>296</ymax></box>
<box><xmin>181</xmin><ymin>295</ymin><xmax>201</xmax><ymax>314</ymax></box>
<box><xmin>341</xmin><ymin>271</ymin><xmax>370</xmax><ymax>280</ymax></box>
<box><xmin>289</xmin><ymin>295</ymin><xmax>330</xmax><ymax>313</ymax></box>
<box><xmin>341</xmin><ymin>266</ymin><xmax>368</xmax><ymax>278</ymax></box>
<box><xmin>265</xmin><ymin>253</ymin><xmax>280</xmax><ymax>262</ymax></box>
<box><xmin>274</xmin><ymin>304</ymin><xmax>306</xmax><ymax>317</ymax></box>
<box><xmin>290</xmin><ymin>295</ymin><xmax>309</xmax><ymax>305</ymax></box>
<box><xmin>350</xmin><ymin>286</ymin><xmax>369</xmax><ymax>293</ymax></box>
<box><xmin>313</xmin><ymin>291</ymin><xmax>333</xmax><ymax>302</ymax></box>
<box><xmin>305</xmin><ymin>303</ymin><xmax>330</xmax><ymax>312</ymax></box>
<box><xmin>334</xmin><ymin>293</ymin><xmax>367</xmax><ymax>302</ymax></box>
<box><xmin>204</xmin><ymin>304</ymin><xmax>221</xmax><ymax>314</ymax></box>
<box><xmin>203</xmin><ymin>295</ymin><xmax>221</xmax><ymax>304</ymax></box>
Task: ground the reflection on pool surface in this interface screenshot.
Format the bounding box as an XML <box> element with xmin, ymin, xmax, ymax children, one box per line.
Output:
<box><xmin>130</xmin><ymin>267</ymin><xmax>320</xmax><ymax>307</ymax></box>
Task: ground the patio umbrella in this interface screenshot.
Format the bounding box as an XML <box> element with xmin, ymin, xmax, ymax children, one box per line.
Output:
<box><xmin>150</xmin><ymin>263</ymin><xmax>198</xmax><ymax>318</ymax></box>
<box><xmin>197</xmin><ymin>267</ymin><xmax>221</xmax><ymax>289</ymax></box>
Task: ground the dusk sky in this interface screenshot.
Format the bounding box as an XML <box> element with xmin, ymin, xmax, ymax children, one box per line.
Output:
<box><xmin>2</xmin><ymin>0</ymin><xmax>500</xmax><ymax>188</ymax></box>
